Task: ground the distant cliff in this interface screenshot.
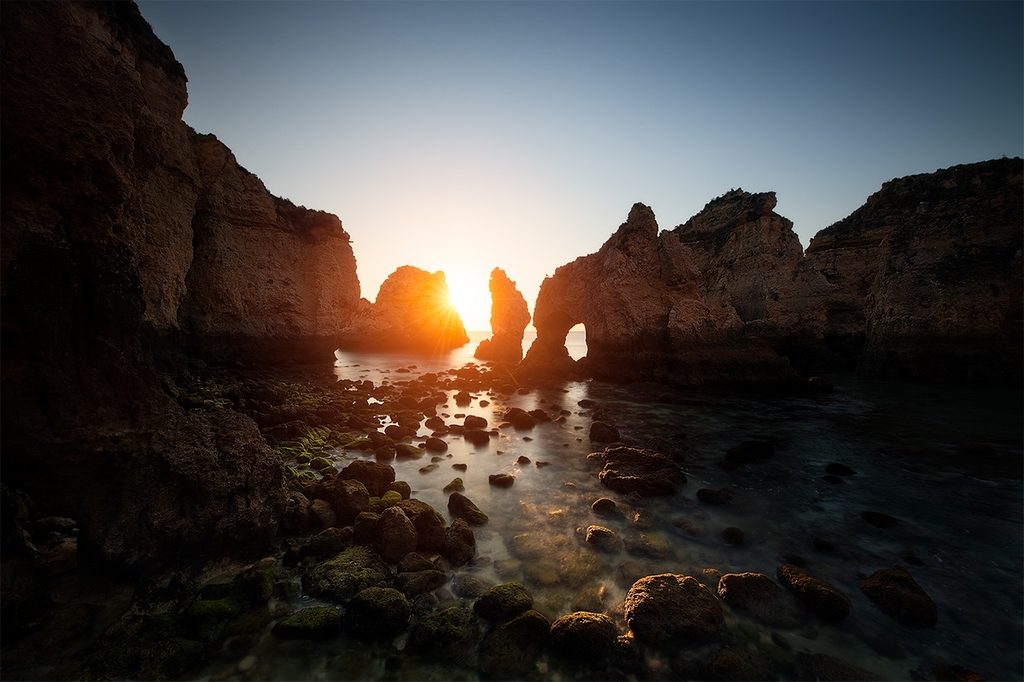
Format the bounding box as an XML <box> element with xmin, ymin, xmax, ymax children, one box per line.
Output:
<box><xmin>338</xmin><ymin>266</ymin><xmax>469</xmax><ymax>352</ymax></box>
<box><xmin>1</xmin><ymin>2</ymin><xmax>359</xmax><ymax>568</ymax></box>
<box><xmin>521</xmin><ymin>159</ymin><xmax>1022</xmax><ymax>385</ymax></box>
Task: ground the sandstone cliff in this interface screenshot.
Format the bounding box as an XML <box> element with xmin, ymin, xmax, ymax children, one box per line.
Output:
<box><xmin>1</xmin><ymin>2</ymin><xmax>359</xmax><ymax>569</ymax></box>
<box><xmin>807</xmin><ymin>158</ymin><xmax>1023</xmax><ymax>381</ymax></box>
<box><xmin>474</xmin><ymin>268</ymin><xmax>531</xmax><ymax>362</ymax></box>
<box><xmin>182</xmin><ymin>132</ymin><xmax>360</xmax><ymax>361</ymax></box>
<box><xmin>521</xmin><ymin>160</ymin><xmax>1022</xmax><ymax>386</ymax></box>
<box><xmin>338</xmin><ymin>266</ymin><xmax>469</xmax><ymax>352</ymax></box>
<box><xmin>518</xmin><ymin>202</ymin><xmax>802</xmax><ymax>385</ymax></box>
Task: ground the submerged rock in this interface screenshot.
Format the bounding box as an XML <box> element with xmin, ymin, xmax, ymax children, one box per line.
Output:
<box><xmin>776</xmin><ymin>564</ymin><xmax>850</xmax><ymax>622</ymax></box>
<box><xmin>623</xmin><ymin>573</ymin><xmax>724</xmax><ymax>644</ymax></box>
<box><xmin>860</xmin><ymin>566</ymin><xmax>938</xmax><ymax>626</ymax></box>
<box><xmin>717</xmin><ymin>572</ymin><xmax>804</xmax><ymax>628</ymax></box>
<box><xmin>590</xmin><ymin>421</ymin><xmax>620</xmax><ymax>442</ymax></box>
<box><xmin>409</xmin><ymin>606</ymin><xmax>477</xmax><ymax>653</ymax></box>
<box><xmin>475</xmin><ymin>268</ymin><xmax>532</xmax><ymax>363</ymax></box>
<box><xmin>592</xmin><ymin>447</ymin><xmax>685</xmax><ymax>496</ymax></box>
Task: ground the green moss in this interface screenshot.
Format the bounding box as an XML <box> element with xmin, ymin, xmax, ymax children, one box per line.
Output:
<box><xmin>273</xmin><ymin>606</ymin><xmax>344</xmax><ymax>638</ymax></box>
<box><xmin>380</xmin><ymin>490</ymin><xmax>402</xmax><ymax>508</ymax></box>
<box><xmin>410</xmin><ymin>606</ymin><xmax>474</xmax><ymax>651</ymax></box>
<box><xmin>186</xmin><ymin>597</ymin><xmax>242</xmax><ymax>620</ymax></box>
<box><xmin>306</xmin><ymin>546</ymin><xmax>387</xmax><ymax>603</ymax></box>
<box><xmin>311</xmin><ymin>456</ymin><xmax>334</xmax><ymax>471</ymax></box>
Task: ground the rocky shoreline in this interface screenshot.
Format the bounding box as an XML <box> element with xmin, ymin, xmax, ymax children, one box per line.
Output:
<box><xmin>1</xmin><ymin>3</ymin><xmax>1020</xmax><ymax>680</ymax></box>
<box><xmin>2</xmin><ymin>362</ymin><xmax>987</xmax><ymax>680</ymax></box>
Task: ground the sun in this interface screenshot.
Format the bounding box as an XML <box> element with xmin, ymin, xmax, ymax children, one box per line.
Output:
<box><xmin>443</xmin><ymin>270</ymin><xmax>492</xmax><ymax>332</ymax></box>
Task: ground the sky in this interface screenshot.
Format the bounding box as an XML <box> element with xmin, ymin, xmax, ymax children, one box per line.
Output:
<box><xmin>141</xmin><ymin>0</ymin><xmax>1023</xmax><ymax>331</ymax></box>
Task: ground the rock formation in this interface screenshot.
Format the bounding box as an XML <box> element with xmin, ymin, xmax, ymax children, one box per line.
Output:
<box><xmin>338</xmin><ymin>266</ymin><xmax>469</xmax><ymax>352</ymax></box>
<box><xmin>474</xmin><ymin>268</ymin><xmax>531</xmax><ymax>362</ymax></box>
<box><xmin>182</xmin><ymin>133</ymin><xmax>360</xmax><ymax>362</ymax></box>
<box><xmin>0</xmin><ymin>1</ymin><xmax>361</xmax><ymax>568</ymax></box>
<box><xmin>518</xmin><ymin>201</ymin><xmax>808</xmax><ymax>385</ymax></box>
<box><xmin>520</xmin><ymin>159</ymin><xmax>1022</xmax><ymax>385</ymax></box>
<box><xmin>806</xmin><ymin>158</ymin><xmax>1022</xmax><ymax>382</ymax></box>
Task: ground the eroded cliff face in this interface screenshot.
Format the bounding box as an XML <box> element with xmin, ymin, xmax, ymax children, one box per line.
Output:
<box><xmin>183</xmin><ymin>133</ymin><xmax>360</xmax><ymax>361</ymax></box>
<box><xmin>0</xmin><ymin>2</ymin><xmax>359</xmax><ymax>569</ymax></box>
<box><xmin>521</xmin><ymin>160</ymin><xmax>1022</xmax><ymax>386</ymax></box>
<box><xmin>474</xmin><ymin>268</ymin><xmax>531</xmax><ymax>363</ymax></box>
<box><xmin>807</xmin><ymin>158</ymin><xmax>1023</xmax><ymax>381</ymax></box>
<box><xmin>519</xmin><ymin>202</ymin><xmax>801</xmax><ymax>385</ymax></box>
<box><xmin>339</xmin><ymin>266</ymin><xmax>469</xmax><ymax>352</ymax></box>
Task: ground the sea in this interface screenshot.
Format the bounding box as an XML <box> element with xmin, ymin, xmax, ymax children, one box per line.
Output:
<box><xmin>200</xmin><ymin>329</ymin><xmax>1023</xmax><ymax>681</ymax></box>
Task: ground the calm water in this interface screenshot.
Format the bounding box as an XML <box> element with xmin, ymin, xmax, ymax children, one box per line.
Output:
<box><xmin>202</xmin><ymin>332</ymin><xmax>1023</xmax><ymax>681</ymax></box>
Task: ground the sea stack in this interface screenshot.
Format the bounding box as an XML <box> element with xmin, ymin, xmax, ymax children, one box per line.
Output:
<box><xmin>338</xmin><ymin>266</ymin><xmax>469</xmax><ymax>352</ymax></box>
<box><xmin>475</xmin><ymin>268</ymin><xmax>531</xmax><ymax>363</ymax></box>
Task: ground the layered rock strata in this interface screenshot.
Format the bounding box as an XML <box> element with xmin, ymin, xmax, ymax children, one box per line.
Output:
<box><xmin>518</xmin><ymin>201</ymin><xmax>808</xmax><ymax>385</ymax></box>
<box><xmin>1</xmin><ymin>1</ymin><xmax>360</xmax><ymax>568</ymax></box>
<box><xmin>338</xmin><ymin>266</ymin><xmax>469</xmax><ymax>352</ymax></box>
<box><xmin>520</xmin><ymin>159</ymin><xmax>1022</xmax><ymax>385</ymax></box>
<box><xmin>806</xmin><ymin>158</ymin><xmax>1022</xmax><ymax>381</ymax></box>
<box><xmin>475</xmin><ymin>268</ymin><xmax>531</xmax><ymax>362</ymax></box>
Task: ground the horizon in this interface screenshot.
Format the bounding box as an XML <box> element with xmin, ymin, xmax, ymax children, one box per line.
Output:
<box><xmin>140</xmin><ymin>0</ymin><xmax>1024</xmax><ymax>331</ymax></box>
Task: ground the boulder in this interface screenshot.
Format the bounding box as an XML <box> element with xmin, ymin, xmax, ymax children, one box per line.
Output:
<box><xmin>717</xmin><ymin>572</ymin><xmax>803</xmax><ymax>628</ymax></box>
<box><xmin>396</xmin><ymin>499</ymin><xmax>448</xmax><ymax>552</ymax></box>
<box><xmin>305</xmin><ymin>546</ymin><xmax>388</xmax><ymax>603</ymax></box>
<box><xmin>397</xmin><ymin>570</ymin><xmax>447</xmax><ymax>597</ymax></box>
<box><xmin>339</xmin><ymin>460</ymin><xmax>395</xmax><ymax>497</ymax></box>
<box><xmin>589</xmin><ymin>422</ymin><xmax>620</xmax><ymax>442</ymax></box>
<box><xmin>623</xmin><ymin>574</ymin><xmax>724</xmax><ymax>644</ymax></box>
<box><xmin>477</xmin><ymin>609</ymin><xmax>550</xmax><ymax>680</ymax></box>
<box><xmin>409</xmin><ymin>606</ymin><xmax>477</xmax><ymax>653</ymax></box>
<box><xmin>860</xmin><ymin>566</ymin><xmax>938</xmax><ymax>626</ymax></box>
<box><xmin>447</xmin><ymin>492</ymin><xmax>489</xmax><ymax>525</ymax></box>
<box><xmin>776</xmin><ymin>564</ymin><xmax>850</xmax><ymax>622</ymax></box>
<box><xmin>584</xmin><ymin>525</ymin><xmax>623</xmax><ymax>553</ymax></box>
<box><xmin>592</xmin><ymin>447</ymin><xmax>685</xmax><ymax>496</ymax></box>
<box><xmin>272</xmin><ymin>607</ymin><xmax>344</xmax><ymax>639</ymax></box>
<box><xmin>488</xmin><ymin>473</ymin><xmax>515</xmax><ymax>488</ymax></box>
<box><xmin>444</xmin><ymin>518</ymin><xmax>476</xmax><ymax>567</ymax></box>
<box><xmin>474</xmin><ymin>582</ymin><xmax>533</xmax><ymax>622</ymax></box>
<box><xmin>315</xmin><ymin>478</ymin><xmax>370</xmax><ymax>524</ymax></box>
<box><xmin>378</xmin><ymin>507</ymin><xmax>418</xmax><ymax>564</ymax></box>
<box><xmin>549</xmin><ymin>611</ymin><xmax>617</xmax><ymax>659</ymax></box>
<box><xmin>344</xmin><ymin>587</ymin><xmax>410</xmax><ymax>638</ymax></box>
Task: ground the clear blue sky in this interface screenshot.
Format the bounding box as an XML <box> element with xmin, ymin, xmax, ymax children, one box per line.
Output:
<box><xmin>141</xmin><ymin>0</ymin><xmax>1023</xmax><ymax>330</ymax></box>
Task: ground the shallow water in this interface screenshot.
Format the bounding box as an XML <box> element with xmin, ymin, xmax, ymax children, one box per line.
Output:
<box><xmin>203</xmin><ymin>334</ymin><xmax>1023</xmax><ymax>681</ymax></box>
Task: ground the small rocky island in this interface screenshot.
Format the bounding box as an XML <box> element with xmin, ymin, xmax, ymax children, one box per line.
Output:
<box><xmin>1</xmin><ymin>3</ymin><xmax>1020</xmax><ymax>681</ymax></box>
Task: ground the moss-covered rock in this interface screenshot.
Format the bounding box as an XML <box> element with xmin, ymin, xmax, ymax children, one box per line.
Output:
<box><xmin>272</xmin><ymin>606</ymin><xmax>344</xmax><ymax>638</ymax></box>
<box><xmin>344</xmin><ymin>587</ymin><xmax>411</xmax><ymax>638</ymax></box>
<box><xmin>409</xmin><ymin>606</ymin><xmax>476</xmax><ymax>653</ymax></box>
<box><xmin>474</xmin><ymin>583</ymin><xmax>533</xmax><ymax>622</ymax></box>
<box><xmin>478</xmin><ymin>609</ymin><xmax>550</xmax><ymax>680</ymax></box>
<box><xmin>447</xmin><ymin>491</ymin><xmax>488</xmax><ymax>525</ymax></box>
<box><xmin>549</xmin><ymin>611</ymin><xmax>617</xmax><ymax>659</ymax></box>
<box><xmin>305</xmin><ymin>545</ymin><xmax>388</xmax><ymax>603</ymax></box>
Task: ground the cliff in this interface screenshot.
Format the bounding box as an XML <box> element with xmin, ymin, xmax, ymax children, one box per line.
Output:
<box><xmin>338</xmin><ymin>266</ymin><xmax>470</xmax><ymax>352</ymax></box>
<box><xmin>474</xmin><ymin>268</ymin><xmax>531</xmax><ymax>362</ymax></box>
<box><xmin>520</xmin><ymin>159</ymin><xmax>1022</xmax><ymax>386</ymax></box>
<box><xmin>807</xmin><ymin>158</ymin><xmax>1023</xmax><ymax>381</ymax></box>
<box><xmin>1</xmin><ymin>2</ymin><xmax>359</xmax><ymax>569</ymax></box>
<box><xmin>519</xmin><ymin>202</ymin><xmax>802</xmax><ymax>385</ymax></box>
